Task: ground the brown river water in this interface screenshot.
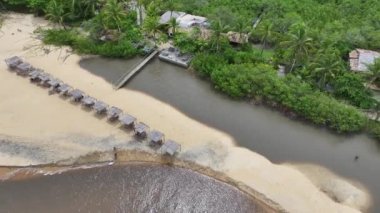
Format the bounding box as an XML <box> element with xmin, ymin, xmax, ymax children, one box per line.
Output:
<box><xmin>0</xmin><ymin>163</ymin><xmax>270</xmax><ymax>213</ymax></box>
<box><xmin>78</xmin><ymin>56</ymin><xmax>380</xmax><ymax>211</ymax></box>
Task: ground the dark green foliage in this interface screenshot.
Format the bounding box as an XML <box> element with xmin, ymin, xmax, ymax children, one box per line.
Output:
<box><xmin>333</xmin><ymin>73</ymin><xmax>376</xmax><ymax>109</ymax></box>
<box><xmin>41</xmin><ymin>29</ymin><xmax>139</xmax><ymax>58</ymax></box>
<box><xmin>191</xmin><ymin>53</ymin><xmax>227</xmax><ymax>78</ymax></box>
<box><xmin>367</xmin><ymin>120</ymin><xmax>380</xmax><ymax>141</ymax></box>
<box><xmin>208</xmin><ymin>63</ymin><xmax>365</xmax><ymax>132</ymax></box>
<box><xmin>174</xmin><ymin>33</ymin><xmax>209</xmax><ymax>54</ymax></box>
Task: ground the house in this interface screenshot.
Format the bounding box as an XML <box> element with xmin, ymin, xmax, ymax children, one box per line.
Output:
<box><xmin>159</xmin><ymin>11</ymin><xmax>186</xmax><ymax>25</ymax></box>
<box><xmin>349</xmin><ymin>49</ymin><xmax>380</xmax><ymax>72</ymax></box>
<box><xmin>177</xmin><ymin>14</ymin><xmax>209</xmax><ymax>28</ymax></box>
<box><xmin>159</xmin><ymin>11</ymin><xmax>209</xmax><ymax>29</ymax></box>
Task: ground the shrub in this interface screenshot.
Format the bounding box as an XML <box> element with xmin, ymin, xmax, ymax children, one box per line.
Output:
<box><xmin>199</xmin><ymin>62</ymin><xmax>366</xmax><ymax>132</ymax></box>
<box><xmin>191</xmin><ymin>53</ymin><xmax>227</xmax><ymax>78</ymax></box>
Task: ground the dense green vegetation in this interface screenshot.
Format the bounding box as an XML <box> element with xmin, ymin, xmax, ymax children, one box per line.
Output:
<box><xmin>3</xmin><ymin>0</ymin><xmax>380</xmax><ymax>137</ymax></box>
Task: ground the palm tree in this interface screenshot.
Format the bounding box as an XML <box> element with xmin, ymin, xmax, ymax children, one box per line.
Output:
<box><xmin>367</xmin><ymin>58</ymin><xmax>380</xmax><ymax>88</ymax></box>
<box><xmin>280</xmin><ymin>24</ymin><xmax>314</xmax><ymax>72</ymax></box>
<box><xmin>257</xmin><ymin>22</ymin><xmax>273</xmax><ymax>55</ymax></box>
<box><xmin>81</xmin><ymin>0</ymin><xmax>100</xmax><ymax>18</ymax></box>
<box><xmin>165</xmin><ymin>0</ymin><xmax>176</xmax><ymax>17</ymax></box>
<box><xmin>168</xmin><ymin>17</ymin><xmax>178</xmax><ymax>36</ymax></box>
<box><xmin>309</xmin><ymin>50</ymin><xmax>344</xmax><ymax>89</ymax></box>
<box><xmin>102</xmin><ymin>0</ymin><xmax>127</xmax><ymax>32</ymax></box>
<box><xmin>211</xmin><ymin>20</ymin><xmax>229</xmax><ymax>52</ymax></box>
<box><xmin>143</xmin><ymin>16</ymin><xmax>160</xmax><ymax>45</ymax></box>
<box><xmin>234</xmin><ymin>18</ymin><xmax>248</xmax><ymax>44</ymax></box>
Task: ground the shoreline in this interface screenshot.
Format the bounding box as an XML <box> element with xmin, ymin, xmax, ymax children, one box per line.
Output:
<box><xmin>0</xmin><ymin>149</ymin><xmax>285</xmax><ymax>213</ymax></box>
<box><xmin>0</xmin><ymin>12</ymin><xmax>371</xmax><ymax>213</ymax></box>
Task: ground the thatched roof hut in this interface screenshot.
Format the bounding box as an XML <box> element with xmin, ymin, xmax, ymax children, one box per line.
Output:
<box><xmin>4</xmin><ymin>56</ymin><xmax>23</xmax><ymax>69</ymax></box>
<box><xmin>161</xmin><ymin>140</ymin><xmax>181</xmax><ymax>156</ymax></box>
<box><xmin>119</xmin><ymin>114</ymin><xmax>136</xmax><ymax>128</ymax></box>
<box><xmin>93</xmin><ymin>101</ymin><xmax>108</xmax><ymax>114</ymax></box>
<box><xmin>69</xmin><ymin>89</ymin><xmax>85</xmax><ymax>101</ymax></box>
<box><xmin>134</xmin><ymin>122</ymin><xmax>149</xmax><ymax>138</ymax></box>
<box><xmin>107</xmin><ymin>106</ymin><xmax>122</xmax><ymax>121</ymax></box>
<box><xmin>81</xmin><ymin>96</ymin><xmax>97</xmax><ymax>107</ymax></box>
<box><xmin>150</xmin><ymin>130</ymin><xmax>165</xmax><ymax>145</ymax></box>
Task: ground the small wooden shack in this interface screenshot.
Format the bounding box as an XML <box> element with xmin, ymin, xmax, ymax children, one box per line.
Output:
<box><xmin>93</xmin><ymin>101</ymin><xmax>108</xmax><ymax>114</ymax></box>
<box><xmin>69</xmin><ymin>89</ymin><xmax>85</xmax><ymax>102</ymax></box>
<box><xmin>16</xmin><ymin>62</ymin><xmax>33</xmax><ymax>75</ymax></box>
<box><xmin>107</xmin><ymin>106</ymin><xmax>122</xmax><ymax>121</ymax></box>
<box><xmin>150</xmin><ymin>130</ymin><xmax>165</xmax><ymax>145</ymax></box>
<box><xmin>118</xmin><ymin>114</ymin><xmax>136</xmax><ymax>128</ymax></box>
<box><xmin>4</xmin><ymin>56</ymin><xmax>23</xmax><ymax>69</ymax></box>
<box><xmin>161</xmin><ymin>140</ymin><xmax>181</xmax><ymax>156</ymax></box>
<box><xmin>134</xmin><ymin>122</ymin><xmax>149</xmax><ymax>138</ymax></box>
<box><xmin>81</xmin><ymin>96</ymin><xmax>97</xmax><ymax>107</ymax></box>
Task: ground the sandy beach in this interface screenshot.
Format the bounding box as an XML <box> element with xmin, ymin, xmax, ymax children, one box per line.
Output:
<box><xmin>0</xmin><ymin>13</ymin><xmax>370</xmax><ymax>212</ymax></box>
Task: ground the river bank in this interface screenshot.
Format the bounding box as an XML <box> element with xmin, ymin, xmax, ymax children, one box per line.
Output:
<box><xmin>0</xmin><ymin>12</ymin><xmax>370</xmax><ymax>212</ymax></box>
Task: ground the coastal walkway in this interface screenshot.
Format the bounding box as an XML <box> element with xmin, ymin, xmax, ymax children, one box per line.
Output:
<box><xmin>113</xmin><ymin>50</ymin><xmax>158</xmax><ymax>89</ymax></box>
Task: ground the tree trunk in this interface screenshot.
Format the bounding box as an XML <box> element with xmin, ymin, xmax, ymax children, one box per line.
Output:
<box><xmin>289</xmin><ymin>58</ymin><xmax>297</xmax><ymax>73</ymax></box>
<box><xmin>139</xmin><ymin>5</ymin><xmax>143</xmax><ymax>26</ymax></box>
<box><xmin>261</xmin><ymin>39</ymin><xmax>266</xmax><ymax>56</ymax></box>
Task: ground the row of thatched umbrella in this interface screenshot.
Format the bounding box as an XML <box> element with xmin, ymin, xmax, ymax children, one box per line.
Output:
<box><xmin>4</xmin><ymin>56</ymin><xmax>181</xmax><ymax>156</ymax></box>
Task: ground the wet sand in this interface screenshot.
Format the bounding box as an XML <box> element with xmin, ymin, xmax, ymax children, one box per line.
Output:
<box><xmin>0</xmin><ymin>13</ymin><xmax>369</xmax><ymax>212</ymax></box>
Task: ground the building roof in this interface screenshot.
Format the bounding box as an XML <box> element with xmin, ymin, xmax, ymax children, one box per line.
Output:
<box><xmin>47</xmin><ymin>78</ymin><xmax>61</xmax><ymax>87</ymax></box>
<box><xmin>57</xmin><ymin>84</ymin><xmax>72</xmax><ymax>94</ymax></box>
<box><xmin>160</xmin><ymin>11</ymin><xmax>209</xmax><ymax>29</ymax></box>
<box><xmin>82</xmin><ymin>96</ymin><xmax>96</xmax><ymax>106</ymax></box>
<box><xmin>16</xmin><ymin>62</ymin><xmax>32</xmax><ymax>73</ymax></box>
<box><xmin>349</xmin><ymin>49</ymin><xmax>380</xmax><ymax>72</ymax></box>
<box><xmin>119</xmin><ymin>113</ymin><xmax>136</xmax><ymax>126</ymax></box>
<box><xmin>150</xmin><ymin>130</ymin><xmax>164</xmax><ymax>143</ymax></box>
<box><xmin>93</xmin><ymin>101</ymin><xmax>108</xmax><ymax>113</ymax></box>
<box><xmin>69</xmin><ymin>89</ymin><xmax>85</xmax><ymax>100</ymax></box>
<box><xmin>37</xmin><ymin>73</ymin><xmax>51</xmax><ymax>82</ymax></box>
<box><xmin>159</xmin><ymin>11</ymin><xmax>186</xmax><ymax>24</ymax></box>
<box><xmin>29</xmin><ymin>69</ymin><xmax>43</xmax><ymax>78</ymax></box>
<box><xmin>107</xmin><ymin>106</ymin><xmax>122</xmax><ymax>118</ymax></box>
<box><xmin>161</xmin><ymin>140</ymin><xmax>180</xmax><ymax>156</ymax></box>
<box><xmin>5</xmin><ymin>56</ymin><xmax>23</xmax><ymax>68</ymax></box>
<box><xmin>227</xmin><ymin>31</ymin><xmax>249</xmax><ymax>44</ymax></box>
<box><xmin>177</xmin><ymin>14</ymin><xmax>208</xmax><ymax>28</ymax></box>
<box><xmin>134</xmin><ymin>122</ymin><xmax>149</xmax><ymax>134</ymax></box>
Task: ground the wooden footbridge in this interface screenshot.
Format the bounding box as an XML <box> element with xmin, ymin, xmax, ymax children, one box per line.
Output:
<box><xmin>113</xmin><ymin>50</ymin><xmax>158</xmax><ymax>89</ymax></box>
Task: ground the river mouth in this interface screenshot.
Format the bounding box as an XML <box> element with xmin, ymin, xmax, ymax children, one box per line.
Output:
<box><xmin>0</xmin><ymin>162</ymin><xmax>275</xmax><ymax>213</ymax></box>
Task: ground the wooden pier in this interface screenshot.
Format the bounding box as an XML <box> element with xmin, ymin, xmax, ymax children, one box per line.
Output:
<box><xmin>113</xmin><ymin>50</ymin><xmax>158</xmax><ymax>89</ymax></box>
